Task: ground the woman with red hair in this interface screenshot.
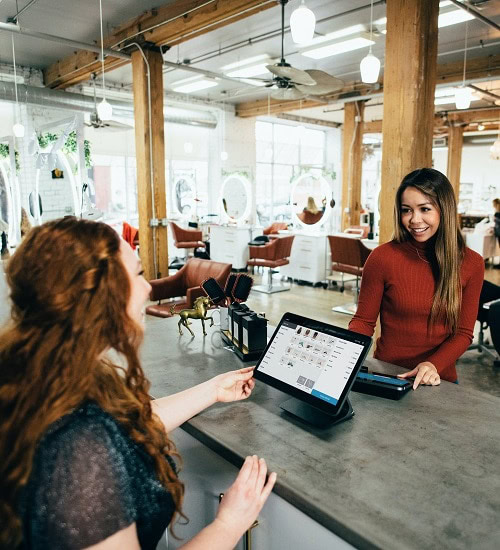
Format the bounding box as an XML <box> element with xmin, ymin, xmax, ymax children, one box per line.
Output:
<box><xmin>0</xmin><ymin>217</ymin><xmax>275</xmax><ymax>549</ymax></box>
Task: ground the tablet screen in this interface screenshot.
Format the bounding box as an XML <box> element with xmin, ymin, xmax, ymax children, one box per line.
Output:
<box><xmin>254</xmin><ymin>313</ymin><xmax>371</xmax><ymax>415</ymax></box>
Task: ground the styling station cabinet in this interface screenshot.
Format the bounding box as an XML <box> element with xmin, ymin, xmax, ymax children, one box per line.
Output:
<box><xmin>280</xmin><ymin>232</ymin><xmax>328</xmax><ymax>285</ymax></box>
<box><xmin>210</xmin><ymin>225</ymin><xmax>253</xmax><ymax>270</ymax></box>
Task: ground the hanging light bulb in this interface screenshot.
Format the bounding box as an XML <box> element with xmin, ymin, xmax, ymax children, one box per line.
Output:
<box><xmin>455</xmin><ymin>86</ymin><xmax>472</xmax><ymax>110</ymax></box>
<box><xmin>13</xmin><ymin>123</ymin><xmax>25</xmax><ymax>138</ymax></box>
<box><xmin>360</xmin><ymin>0</ymin><xmax>380</xmax><ymax>84</ymax></box>
<box><xmin>290</xmin><ymin>0</ymin><xmax>316</xmax><ymax>44</ymax></box>
<box><xmin>360</xmin><ymin>52</ymin><xmax>381</xmax><ymax>84</ymax></box>
<box><xmin>220</xmin><ymin>151</ymin><xmax>228</xmax><ymax>161</ymax></box>
<box><xmin>97</xmin><ymin>98</ymin><xmax>113</xmax><ymax>120</ymax></box>
<box><xmin>184</xmin><ymin>141</ymin><xmax>193</xmax><ymax>154</ymax></box>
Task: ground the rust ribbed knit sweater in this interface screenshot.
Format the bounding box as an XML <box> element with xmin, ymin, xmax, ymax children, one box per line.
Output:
<box><xmin>349</xmin><ymin>239</ymin><xmax>484</xmax><ymax>382</ymax></box>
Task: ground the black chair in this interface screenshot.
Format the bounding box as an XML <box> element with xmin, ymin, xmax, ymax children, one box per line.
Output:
<box><xmin>487</xmin><ymin>301</ymin><xmax>500</xmax><ymax>367</ymax></box>
<box><xmin>469</xmin><ymin>280</ymin><xmax>500</xmax><ymax>358</ymax></box>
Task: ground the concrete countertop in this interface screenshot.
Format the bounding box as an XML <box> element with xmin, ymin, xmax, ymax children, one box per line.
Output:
<box><xmin>142</xmin><ymin>317</ymin><xmax>500</xmax><ymax>550</ymax></box>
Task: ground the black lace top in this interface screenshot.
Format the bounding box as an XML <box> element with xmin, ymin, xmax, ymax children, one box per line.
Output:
<box><xmin>19</xmin><ymin>402</ymin><xmax>175</xmax><ymax>549</ymax></box>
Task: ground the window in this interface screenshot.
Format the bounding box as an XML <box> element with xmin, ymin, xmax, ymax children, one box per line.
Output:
<box><xmin>255</xmin><ymin>120</ymin><xmax>326</xmax><ymax>225</ymax></box>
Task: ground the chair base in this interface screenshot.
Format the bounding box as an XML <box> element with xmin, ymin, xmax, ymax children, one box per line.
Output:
<box><xmin>332</xmin><ymin>302</ymin><xmax>358</xmax><ymax>315</ymax></box>
<box><xmin>252</xmin><ymin>283</ymin><xmax>291</xmax><ymax>294</ymax></box>
<box><xmin>468</xmin><ymin>342</ymin><xmax>497</xmax><ymax>360</ymax></box>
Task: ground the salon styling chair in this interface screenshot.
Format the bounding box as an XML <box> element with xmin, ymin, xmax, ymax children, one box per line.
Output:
<box><xmin>169</xmin><ymin>222</ymin><xmax>206</xmax><ymax>268</ymax></box>
<box><xmin>146</xmin><ymin>258</ymin><xmax>232</xmax><ymax>317</ymax></box>
<box><xmin>468</xmin><ymin>280</ymin><xmax>500</xmax><ymax>361</ymax></box>
<box><xmin>328</xmin><ymin>235</ymin><xmax>371</xmax><ymax>315</ymax></box>
<box><xmin>248</xmin><ymin>235</ymin><xmax>294</xmax><ymax>294</ymax></box>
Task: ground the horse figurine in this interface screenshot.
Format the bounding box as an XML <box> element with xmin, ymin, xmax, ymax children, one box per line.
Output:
<box><xmin>171</xmin><ymin>296</ymin><xmax>214</xmax><ymax>337</ymax></box>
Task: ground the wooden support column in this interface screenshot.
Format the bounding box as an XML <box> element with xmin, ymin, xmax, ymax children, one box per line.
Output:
<box><xmin>341</xmin><ymin>101</ymin><xmax>364</xmax><ymax>229</ymax></box>
<box><xmin>132</xmin><ymin>48</ymin><xmax>168</xmax><ymax>281</ymax></box>
<box><xmin>447</xmin><ymin>125</ymin><xmax>464</xmax><ymax>198</ymax></box>
<box><xmin>379</xmin><ymin>0</ymin><xmax>439</xmax><ymax>243</ymax></box>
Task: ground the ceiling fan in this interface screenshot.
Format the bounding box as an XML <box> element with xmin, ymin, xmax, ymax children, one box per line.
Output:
<box><xmin>259</xmin><ymin>0</ymin><xmax>344</xmax><ymax>100</ymax></box>
<box><xmin>84</xmin><ymin>74</ymin><xmax>133</xmax><ymax>131</ymax></box>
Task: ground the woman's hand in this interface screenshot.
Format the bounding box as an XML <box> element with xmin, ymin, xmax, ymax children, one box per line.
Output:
<box><xmin>215</xmin><ymin>455</ymin><xmax>277</xmax><ymax>538</ymax></box>
<box><xmin>212</xmin><ymin>367</ymin><xmax>256</xmax><ymax>403</ymax></box>
<box><xmin>397</xmin><ymin>362</ymin><xmax>440</xmax><ymax>390</ymax></box>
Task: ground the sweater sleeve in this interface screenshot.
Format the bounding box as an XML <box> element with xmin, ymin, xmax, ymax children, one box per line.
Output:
<box><xmin>348</xmin><ymin>247</ymin><xmax>386</xmax><ymax>337</ymax></box>
<box><xmin>426</xmin><ymin>251</ymin><xmax>484</xmax><ymax>372</ymax></box>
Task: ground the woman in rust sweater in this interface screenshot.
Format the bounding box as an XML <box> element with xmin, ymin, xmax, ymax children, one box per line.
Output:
<box><xmin>349</xmin><ymin>168</ymin><xmax>484</xmax><ymax>389</ymax></box>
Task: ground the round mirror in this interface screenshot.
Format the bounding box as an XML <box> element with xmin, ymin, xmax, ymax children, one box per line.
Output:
<box><xmin>220</xmin><ymin>174</ymin><xmax>251</xmax><ymax>223</ymax></box>
<box><xmin>291</xmin><ymin>172</ymin><xmax>330</xmax><ymax>228</ymax></box>
<box><xmin>173</xmin><ymin>175</ymin><xmax>196</xmax><ymax>219</ymax></box>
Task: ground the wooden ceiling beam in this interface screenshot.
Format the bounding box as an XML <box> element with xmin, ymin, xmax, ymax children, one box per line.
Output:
<box><xmin>365</xmin><ymin>108</ymin><xmax>500</xmax><ymax>135</ymax></box>
<box><xmin>44</xmin><ymin>0</ymin><xmax>275</xmax><ymax>89</ymax></box>
<box><xmin>235</xmin><ymin>54</ymin><xmax>500</xmax><ymax>118</ymax></box>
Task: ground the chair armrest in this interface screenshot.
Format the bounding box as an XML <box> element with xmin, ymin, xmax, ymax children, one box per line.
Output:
<box><xmin>483</xmin><ymin>298</ymin><xmax>500</xmax><ymax>310</ymax></box>
<box><xmin>186</xmin><ymin>286</ymin><xmax>205</xmax><ymax>307</ymax></box>
<box><xmin>149</xmin><ymin>268</ymin><xmax>185</xmax><ymax>301</ymax></box>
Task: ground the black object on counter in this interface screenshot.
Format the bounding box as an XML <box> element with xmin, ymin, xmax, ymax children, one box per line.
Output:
<box><xmin>241</xmin><ymin>313</ymin><xmax>267</xmax><ymax>354</ymax></box>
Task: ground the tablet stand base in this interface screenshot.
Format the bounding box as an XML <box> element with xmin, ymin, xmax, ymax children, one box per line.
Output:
<box><xmin>279</xmin><ymin>397</ymin><xmax>354</xmax><ymax>428</ymax></box>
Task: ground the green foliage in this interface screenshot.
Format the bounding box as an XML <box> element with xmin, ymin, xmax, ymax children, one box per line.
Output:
<box><xmin>0</xmin><ymin>143</ymin><xmax>20</xmax><ymax>171</ymax></box>
<box><xmin>221</xmin><ymin>169</ymin><xmax>251</xmax><ymax>180</ymax></box>
<box><xmin>38</xmin><ymin>131</ymin><xmax>92</xmax><ymax>168</ymax></box>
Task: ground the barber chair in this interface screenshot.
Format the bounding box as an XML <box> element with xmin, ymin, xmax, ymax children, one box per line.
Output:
<box><xmin>469</xmin><ymin>280</ymin><xmax>500</xmax><ymax>360</ymax></box>
<box><xmin>327</xmin><ymin>235</ymin><xmax>371</xmax><ymax>315</ymax></box>
<box><xmin>263</xmin><ymin>222</ymin><xmax>289</xmax><ymax>236</ymax></box>
<box><xmin>247</xmin><ymin>235</ymin><xmax>295</xmax><ymax>294</ymax></box>
<box><xmin>169</xmin><ymin>222</ymin><xmax>206</xmax><ymax>269</ymax></box>
<box><xmin>146</xmin><ymin>258</ymin><xmax>231</xmax><ymax>317</ymax></box>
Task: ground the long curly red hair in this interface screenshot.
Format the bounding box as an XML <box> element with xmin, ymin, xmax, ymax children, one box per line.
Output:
<box><xmin>0</xmin><ymin>217</ymin><xmax>184</xmax><ymax>548</ymax></box>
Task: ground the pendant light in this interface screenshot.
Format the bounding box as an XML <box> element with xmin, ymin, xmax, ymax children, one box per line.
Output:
<box><xmin>455</xmin><ymin>21</ymin><xmax>471</xmax><ymax>110</ymax></box>
<box><xmin>11</xmin><ymin>34</ymin><xmax>25</xmax><ymax>138</ymax></box>
<box><xmin>290</xmin><ymin>0</ymin><xmax>316</xmax><ymax>44</ymax></box>
<box><xmin>97</xmin><ymin>0</ymin><xmax>112</xmax><ymax>121</ymax></box>
<box><xmin>360</xmin><ymin>0</ymin><xmax>380</xmax><ymax>84</ymax></box>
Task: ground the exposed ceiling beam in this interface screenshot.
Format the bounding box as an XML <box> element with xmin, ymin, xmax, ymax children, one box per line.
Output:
<box><xmin>363</xmin><ymin>107</ymin><xmax>500</xmax><ymax>134</ymax></box>
<box><xmin>235</xmin><ymin>54</ymin><xmax>500</xmax><ymax>117</ymax></box>
<box><xmin>44</xmin><ymin>0</ymin><xmax>275</xmax><ymax>89</ymax></box>
<box><xmin>276</xmin><ymin>113</ymin><xmax>341</xmax><ymax>128</ymax></box>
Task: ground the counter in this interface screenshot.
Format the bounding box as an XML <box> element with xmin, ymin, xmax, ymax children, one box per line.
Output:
<box><xmin>142</xmin><ymin>318</ymin><xmax>500</xmax><ymax>550</ymax></box>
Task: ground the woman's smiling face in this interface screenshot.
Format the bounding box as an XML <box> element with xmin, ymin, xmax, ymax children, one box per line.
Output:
<box><xmin>400</xmin><ymin>187</ymin><xmax>440</xmax><ymax>242</ymax></box>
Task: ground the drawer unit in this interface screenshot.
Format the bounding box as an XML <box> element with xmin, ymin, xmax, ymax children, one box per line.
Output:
<box><xmin>280</xmin><ymin>233</ymin><xmax>327</xmax><ymax>284</ymax></box>
<box><xmin>210</xmin><ymin>225</ymin><xmax>252</xmax><ymax>270</ymax></box>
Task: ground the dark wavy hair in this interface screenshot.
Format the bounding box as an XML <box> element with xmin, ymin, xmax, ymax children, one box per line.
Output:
<box><xmin>393</xmin><ymin>168</ymin><xmax>466</xmax><ymax>332</ymax></box>
<box><xmin>0</xmin><ymin>217</ymin><xmax>184</xmax><ymax>548</ymax></box>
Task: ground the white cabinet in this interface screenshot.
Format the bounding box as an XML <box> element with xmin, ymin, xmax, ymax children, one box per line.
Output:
<box><xmin>280</xmin><ymin>233</ymin><xmax>327</xmax><ymax>285</ymax></box>
<box><xmin>210</xmin><ymin>225</ymin><xmax>252</xmax><ymax>270</ymax></box>
<box><xmin>167</xmin><ymin>429</ymin><xmax>354</xmax><ymax>550</ymax></box>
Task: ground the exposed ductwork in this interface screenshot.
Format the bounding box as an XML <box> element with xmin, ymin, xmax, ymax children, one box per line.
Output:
<box><xmin>0</xmin><ymin>80</ymin><xmax>217</xmax><ymax>129</ymax></box>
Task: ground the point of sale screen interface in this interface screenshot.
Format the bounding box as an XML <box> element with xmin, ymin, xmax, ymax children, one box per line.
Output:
<box><xmin>258</xmin><ymin>320</ymin><xmax>365</xmax><ymax>405</ymax></box>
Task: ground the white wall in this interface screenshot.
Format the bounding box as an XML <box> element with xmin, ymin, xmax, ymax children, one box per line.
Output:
<box><xmin>433</xmin><ymin>144</ymin><xmax>500</xmax><ymax>213</ymax></box>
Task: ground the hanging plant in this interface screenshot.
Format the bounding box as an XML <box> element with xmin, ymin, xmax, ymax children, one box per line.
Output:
<box><xmin>290</xmin><ymin>166</ymin><xmax>336</xmax><ymax>184</ymax></box>
<box><xmin>38</xmin><ymin>131</ymin><xmax>92</xmax><ymax>168</ymax></box>
<box><xmin>0</xmin><ymin>144</ymin><xmax>20</xmax><ymax>172</ymax></box>
<box><xmin>221</xmin><ymin>169</ymin><xmax>251</xmax><ymax>181</ymax></box>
